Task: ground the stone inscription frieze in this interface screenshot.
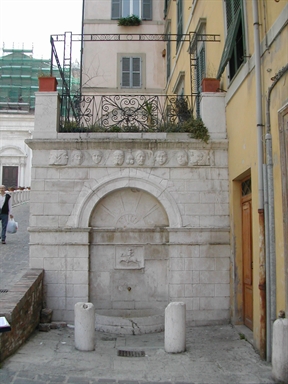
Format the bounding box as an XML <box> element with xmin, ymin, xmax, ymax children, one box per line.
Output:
<box><xmin>48</xmin><ymin>149</ymin><xmax>212</xmax><ymax>167</ymax></box>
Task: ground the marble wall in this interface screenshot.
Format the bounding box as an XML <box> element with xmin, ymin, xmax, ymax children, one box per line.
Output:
<box><xmin>26</xmin><ymin>92</ymin><xmax>230</xmax><ymax>326</ymax></box>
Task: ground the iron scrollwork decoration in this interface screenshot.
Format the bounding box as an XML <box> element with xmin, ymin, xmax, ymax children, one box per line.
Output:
<box><xmin>60</xmin><ymin>94</ymin><xmax>193</xmax><ymax>133</ymax></box>
<box><xmin>101</xmin><ymin>95</ymin><xmax>159</xmax><ymax>131</ymax></box>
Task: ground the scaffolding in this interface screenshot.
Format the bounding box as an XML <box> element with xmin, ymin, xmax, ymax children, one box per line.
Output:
<box><xmin>0</xmin><ymin>48</ymin><xmax>61</xmax><ymax>113</ymax></box>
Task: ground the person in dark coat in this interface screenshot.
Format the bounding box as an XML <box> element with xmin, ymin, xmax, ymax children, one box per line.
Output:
<box><xmin>0</xmin><ymin>185</ymin><xmax>13</xmax><ymax>244</ymax></box>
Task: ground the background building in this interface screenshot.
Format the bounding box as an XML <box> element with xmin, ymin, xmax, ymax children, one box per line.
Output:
<box><xmin>82</xmin><ymin>0</ymin><xmax>166</xmax><ymax>95</ymax></box>
<box><xmin>0</xmin><ymin>48</ymin><xmax>80</xmax><ymax>188</ymax></box>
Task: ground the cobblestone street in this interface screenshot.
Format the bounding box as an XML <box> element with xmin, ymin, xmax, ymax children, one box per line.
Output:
<box><xmin>0</xmin><ymin>202</ymin><xmax>29</xmax><ymax>291</ymax></box>
<box><xmin>0</xmin><ymin>202</ymin><xmax>275</xmax><ymax>384</ymax></box>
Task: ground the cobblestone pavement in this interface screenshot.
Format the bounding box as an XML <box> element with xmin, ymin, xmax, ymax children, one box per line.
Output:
<box><xmin>0</xmin><ymin>202</ymin><xmax>29</xmax><ymax>291</ymax></box>
<box><xmin>0</xmin><ymin>324</ymin><xmax>274</xmax><ymax>384</ymax></box>
<box><xmin>0</xmin><ymin>203</ymin><xmax>275</xmax><ymax>384</ymax></box>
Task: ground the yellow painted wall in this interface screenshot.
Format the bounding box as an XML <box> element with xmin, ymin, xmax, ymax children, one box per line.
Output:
<box><xmin>165</xmin><ymin>0</ymin><xmax>288</xmax><ymax>354</ymax></box>
<box><xmin>225</xmin><ymin>1</ymin><xmax>288</xmax><ymax>351</ymax></box>
<box><xmin>165</xmin><ymin>0</ymin><xmax>224</xmax><ymax>95</ymax></box>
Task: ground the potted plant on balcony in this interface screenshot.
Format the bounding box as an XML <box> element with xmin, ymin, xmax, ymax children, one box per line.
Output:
<box><xmin>201</xmin><ymin>63</ymin><xmax>220</xmax><ymax>92</ymax></box>
<box><xmin>118</xmin><ymin>15</ymin><xmax>141</xmax><ymax>26</ymax></box>
<box><xmin>38</xmin><ymin>73</ymin><xmax>58</xmax><ymax>92</ymax></box>
<box><xmin>201</xmin><ymin>77</ymin><xmax>220</xmax><ymax>92</ymax></box>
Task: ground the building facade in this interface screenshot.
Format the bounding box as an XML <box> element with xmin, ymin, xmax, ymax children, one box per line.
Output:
<box><xmin>0</xmin><ymin>48</ymin><xmax>53</xmax><ymax>188</ymax></box>
<box><xmin>82</xmin><ymin>0</ymin><xmax>166</xmax><ymax>95</ymax></box>
<box><xmin>26</xmin><ymin>0</ymin><xmax>287</xmax><ymax>366</ymax></box>
<box><xmin>0</xmin><ymin>48</ymin><xmax>80</xmax><ymax>188</ymax></box>
<box><xmin>164</xmin><ymin>0</ymin><xmax>287</xmax><ymax>359</ymax></box>
<box><xmin>27</xmin><ymin>0</ymin><xmax>230</xmax><ymax>334</ymax></box>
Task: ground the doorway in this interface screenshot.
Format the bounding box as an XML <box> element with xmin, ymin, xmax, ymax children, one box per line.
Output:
<box><xmin>2</xmin><ymin>166</ymin><xmax>18</xmax><ymax>188</ymax></box>
<box><xmin>241</xmin><ymin>177</ymin><xmax>253</xmax><ymax>330</ymax></box>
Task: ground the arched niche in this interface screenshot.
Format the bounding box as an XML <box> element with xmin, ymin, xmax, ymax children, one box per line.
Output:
<box><xmin>89</xmin><ymin>187</ymin><xmax>170</xmax><ymax>315</ymax></box>
<box><xmin>90</xmin><ymin>187</ymin><xmax>169</xmax><ymax>228</ymax></box>
<box><xmin>67</xmin><ymin>172</ymin><xmax>182</xmax><ymax>228</ymax></box>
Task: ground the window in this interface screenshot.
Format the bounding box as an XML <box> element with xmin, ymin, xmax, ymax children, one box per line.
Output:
<box><xmin>217</xmin><ymin>0</ymin><xmax>245</xmax><ymax>80</ymax></box>
<box><xmin>196</xmin><ymin>45</ymin><xmax>205</xmax><ymax>118</ymax></box>
<box><xmin>176</xmin><ymin>0</ymin><xmax>183</xmax><ymax>49</ymax></box>
<box><xmin>166</xmin><ymin>28</ymin><xmax>171</xmax><ymax>81</ymax></box>
<box><xmin>242</xmin><ymin>178</ymin><xmax>252</xmax><ymax>196</ymax></box>
<box><xmin>112</xmin><ymin>0</ymin><xmax>152</xmax><ymax>20</ymax></box>
<box><xmin>121</xmin><ymin>57</ymin><xmax>141</xmax><ymax>88</ymax></box>
<box><xmin>190</xmin><ymin>20</ymin><xmax>206</xmax><ymax>118</ymax></box>
<box><xmin>164</xmin><ymin>0</ymin><xmax>171</xmax><ymax>18</ymax></box>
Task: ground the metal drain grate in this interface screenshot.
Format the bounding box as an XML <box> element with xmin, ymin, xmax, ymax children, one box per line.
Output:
<box><xmin>117</xmin><ymin>349</ymin><xmax>145</xmax><ymax>357</ymax></box>
<box><xmin>0</xmin><ymin>289</ymin><xmax>8</xmax><ymax>293</ymax></box>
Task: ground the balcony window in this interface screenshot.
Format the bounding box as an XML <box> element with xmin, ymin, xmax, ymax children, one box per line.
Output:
<box><xmin>217</xmin><ymin>0</ymin><xmax>246</xmax><ymax>80</ymax></box>
<box><xmin>112</xmin><ymin>0</ymin><xmax>152</xmax><ymax>20</ymax></box>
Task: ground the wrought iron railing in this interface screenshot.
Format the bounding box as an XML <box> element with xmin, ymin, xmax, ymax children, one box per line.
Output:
<box><xmin>50</xmin><ymin>32</ymin><xmax>220</xmax><ymax>130</ymax></box>
<box><xmin>60</xmin><ymin>94</ymin><xmax>195</xmax><ymax>132</ymax></box>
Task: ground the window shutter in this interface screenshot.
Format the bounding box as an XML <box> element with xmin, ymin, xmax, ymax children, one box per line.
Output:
<box><xmin>196</xmin><ymin>45</ymin><xmax>205</xmax><ymax>118</ymax></box>
<box><xmin>122</xmin><ymin>57</ymin><xmax>131</xmax><ymax>87</ymax></box>
<box><xmin>164</xmin><ymin>0</ymin><xmax>170</xmax><ymax>18</ymax></box>
<box><xmin>121</xmin><ymin>57</ymin><xmax>141</xmax><ymax>88</ymax></box>
<box><xmin>166</xmin><ymin>36</ymin><xmax>171</xmax><ymax>81</ymax></box>
<box><xmin>216</xmin><ymin>6</ymin><xmax>241</xmax><ymax>79</ymax></box>
<box><xmin>142</xmin><ymin>0</ymin><xmax>152</xmax><ymax>20</ymax></box>
<box><xmin>132</xmin><ymin>57</ymin><xmax>141</xmax><ymax>87</ymax></box>
<box><xmin>177</xmin><ymin>0</ymin><xmax>183</xmax><ymax>47</ymax></box>
<box><xmin>197</xmin><ymin>45</ymin><xmax>206</xmax><ymax>90</ymax></box>
<box><xmin>133</xmin><ymin>0</ymin><xmax>140</xmax><ymax>17</ymax></box>
<box><xmin>112</xmin><ymin>0</ymin><xmax>121</xmax><ymax>19</ymax></box>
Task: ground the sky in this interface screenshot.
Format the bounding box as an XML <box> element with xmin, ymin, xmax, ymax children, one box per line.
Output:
<box><xmin>0</xmin><ymin>0</ymin><xmax>83</xmax><ymax>60</ymax></box>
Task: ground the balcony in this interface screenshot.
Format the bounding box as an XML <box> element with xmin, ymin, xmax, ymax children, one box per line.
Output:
<box><xmin>60</xmin><ymin>94</ymin><xmax>210</xmax><ymax>142</ymax></box>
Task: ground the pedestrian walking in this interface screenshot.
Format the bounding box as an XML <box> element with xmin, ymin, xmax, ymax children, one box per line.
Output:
<box><xmin>0</xmin><ymin>185</ymin><xmax>13</xmax><ymax>244</ymax></box>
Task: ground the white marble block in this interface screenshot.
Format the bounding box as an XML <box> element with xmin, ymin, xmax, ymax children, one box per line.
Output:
<box><xmin>272</xmin><ymin>318</ymin><xmax>288</xmax><ymax>382</ymax></box>
<box><xmin>74</xmin><ymin>302</ymin><xmax>95</xmax><ymax>351</ymax></box>
<box><xmin>165</xmin><ymin>302</ymin><xmax>186</xmax><ymax>353</ymax></box>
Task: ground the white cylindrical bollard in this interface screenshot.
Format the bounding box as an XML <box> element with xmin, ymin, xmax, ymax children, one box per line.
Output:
<box><xmin>272</xmin><ymin>318</ymin><xmax>288</xmax><ymax>382</ymax></box>
<box><xmin>165</xmin><ymin>302</ymin><xmax>186</xmax><ymax>353</ymax></box>
<box><xmin>74</xmin><ymin>302</ymin><xmax>95</xmax><ymax>351</ymax></box>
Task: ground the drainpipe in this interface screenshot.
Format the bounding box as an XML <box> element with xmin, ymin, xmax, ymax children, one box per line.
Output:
<box><xmin>80</xmin><ymin>0</ymin><xmax>85</xmax><ymax>94</ymax></box>
<box><xmin>252</xmin><ymin>0</ymin><xmax>266</xmax><ymax>359</ymax></box>
<box><xmin>265</xmin><ymin>63</ymin><xmax>288</xmax><ymax>362</ymax></box>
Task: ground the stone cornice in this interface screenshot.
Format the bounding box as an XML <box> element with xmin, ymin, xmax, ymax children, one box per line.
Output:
<box><xmin>25</xmin><ymin>136</ymin><xmax>228</xmax><ymax>151</ymax></box>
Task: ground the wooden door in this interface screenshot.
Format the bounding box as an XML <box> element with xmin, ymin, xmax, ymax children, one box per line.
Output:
<box><xmin>242</xmin><ymin>193</ymin><xmax>253</xmax><ymax>330</ymax></box>
<box><xmin>2</xmin><ymin>166</ymin><xmax>18</xmax><ymax>188</ymax></box>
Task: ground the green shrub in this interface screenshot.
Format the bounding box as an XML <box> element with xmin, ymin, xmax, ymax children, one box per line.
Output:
<box><xmin>118</xmin><ymin>15</ymin><xmax>141</xmax><ymax>26</ymax></box>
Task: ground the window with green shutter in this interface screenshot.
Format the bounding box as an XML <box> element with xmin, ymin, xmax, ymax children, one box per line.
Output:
<box><xmin>112</xmin><ymin>0</ymin><xmax>152</xmax><ymax>20</ymax></box>
<box><xmin>176</xmin><ymin>0</ymin><xmax>183</xmax><ymax>49</ymax></box>
<box><xmin>112</xmin><ymin>0</ymin><xmax>121</xmax><ymax>19</ymax></box>
<box><xmin>166</xmin><ymin>33</ymin><xmax>171</xmax><ymax>82</ymax></box>
<box><xmin>217</xmin><ymin>0</ymin><xmax>245</xmax><ymax>80</ymax></box>
<box><xmin>121</xmin><ymin>57</ymin><xmax>141</xmax><ymax>88</ymax></box>
<box><xmin>164</xmin><ymin>0</ymin><xmax>171</xmax><ymax>18</ymax></box>
<box><xmin>196</xmin><ymin>45</ymin><xmax>205</xmax><ymax>118</ymax></box>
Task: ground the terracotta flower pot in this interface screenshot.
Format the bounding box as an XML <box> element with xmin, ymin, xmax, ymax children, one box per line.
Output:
<box><xmin>38</xmin><ymin>76</ymin><xmax>58</xmax><ymax>92</ymax></box>
<box><xmin>201</xmin><ymin>78</ymin><xmax>220</xmax><ymax>92</ymax></box>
